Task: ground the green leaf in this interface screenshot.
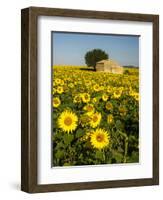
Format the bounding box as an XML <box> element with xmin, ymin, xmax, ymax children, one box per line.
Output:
<box><xmin>128</xmin><ymin>151</ymin><xmax>139</xmax><ymax>163</ymax></box>
<box><xmin>76</xmin><ymin>128</ymin><xmax>84</xmax><ymax>138</ymax></box>
<box><xmin>55</xmin><ymin>150</ymin><xmax>64</xmax><ymax>159</ymax></box>
<box><xmin>63</xmin><ymin>134</ymin><xmax>74</xmax><ymax>146</ymax></box>
<box><xmin>63</xmin><ymin>162</ymin><xmax>71</xmax><ymax>166</ymax></box>
<box><xmin>111</xmin><ymin>150</ymin><xmax>123</xmax><ymax>163</ymax></box>
<box><xmin>95</xmin><ymin>150</ymin><xmax>104</xmax><ymax>160</ymax></box>
<box><xmin>115</xmin><ymin>120</ymin><xmax>123</xmax><ymax>130</ymax></box>
<box><xmin>55</xmin><ymin>142</ymin><xmax>64</xmax><ymax>150</ymax></box>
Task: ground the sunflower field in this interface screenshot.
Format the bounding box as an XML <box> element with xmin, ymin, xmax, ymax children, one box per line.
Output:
<box><xmin>52</xmin><ymin>66</ymin><xmax>139</xmax><ymax>166</ymax></box>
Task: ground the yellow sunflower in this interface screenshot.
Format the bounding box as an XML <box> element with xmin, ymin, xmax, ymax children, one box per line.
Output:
<box><xmin>83</xmin><ymin>104</ymin><xmax>94</xmax><ymax>115</ymax></box>
<box><xmin>80</xmin><ymin>131</ymin><xmax>91</xmax><ymax>141</ymax></box>
<box><xmin>113</xmin><ymin>89</ymin><xmax>122</xmax><ymax>99</ymax></box>
<box><xmin>73</xmin><ymin>94</ymin><xmax>82</xmax><ymax>103</ymax></box>
<box><xmin>90</xmin><ymin>128</ymin><xmax>110</xmax><ymax>149</ymax></box>
<box><xmin>119</xmin><ymin>105</ymin><xmax>127</xmax><ymax>116</ymax></box>
<box><xmin>105</xmin><ymin>102</ymin><xmax>113</xmax><ymax>111</ymax></box>
<box><xmin>92</xmin><ymin>97</ymin><xmax>97</xmax><ymax>103</ymax></box>
<box><xmin>53</xmin><ymin>88</ymin><xmax>57</xmax><ymax>94</ymax></box>
<box><xmin>57</xmin><ymin>86</ymin><xmax>64</xmax><ymax>94</ymax></box>
<box><xmin>68</xmin><ymin>83</ymin><xmax>74</xmax><ymax>88</ymax></box>
<box><xmin>82</xmin><ymin>93</ymin><xmax>90</xmax><ymax>103</ymax></box>
<box><xmin>60</xmin><ymin>80</ymin><xmax>65</xmax><ymax>86</ymax></box>
<box><xmin>130</xmin><ymin>91</ymin><xmax>139</xmax><ymax>101</ymax></box>
<box><xmin>80</xmin><ymin>114</ymin><xmax>90</xmax><ymax>127</ymax></box>
<box><xmin>93</xmin><ymin>84</ymin><xmax>100</xmax><ymax>92</ymax></box>
<box><xmin>102</xmin><ymin>93</ymin><xmax>108</xmax><ymax>102</ymax></box>
<box><xmin>134</xmin><ymin>93</ymin><xmax>139</xmax><ymax>101</ymax></box>
<box><xmin>107</xmin><ymin>114</ymin><xmax>114</xmax><ymax>124</ymax></box>
<box><xmin>53</xmin><ymin>97</ymin><xmax>61</xmax><ymax>108</ymax></box>
<box><xmin>58</xmin><ymin>110</ymin><xmax>78</xmax><ymax>133</ymax></box>
<box><xmin>107</xmin><ymin>86</ymin><xmax>112</xmax><ymax>93</ymax></box>
<box><xmin>90</xmin><ymin>112</ymin><xmax>101</xmax><ymax>128</ymax></box>
<box><xmin>55</xmin><ymin>78</ymin><xmax>62</xmax><ymax>85</ymax></box>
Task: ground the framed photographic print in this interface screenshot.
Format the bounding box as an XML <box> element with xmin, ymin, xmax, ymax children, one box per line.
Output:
<box><xmin>21</xmin><ymin>7</ymin><xmax>159</xmax><ymax>193</ymax></box>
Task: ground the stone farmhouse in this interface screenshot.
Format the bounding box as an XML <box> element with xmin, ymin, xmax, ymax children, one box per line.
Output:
<box><xmin>96</xmin><ymin>59</ymin><xmax>123</xmax><ymax>74</ymax></box>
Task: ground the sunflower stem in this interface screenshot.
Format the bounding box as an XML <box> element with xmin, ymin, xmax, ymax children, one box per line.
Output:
<box><xmin>118</xmin><ymin>131</ymin><xmax>128</xmax><ymax>163</ymax></box>
<box><xmin>123</xmin><ymin>136</ymin><xmax>128</xmax><ymax>163</ymax></box>
<box><xmin>102</xmin><ymin>149</ymin><xmax>106</xmax><ymax>163</ymax></box>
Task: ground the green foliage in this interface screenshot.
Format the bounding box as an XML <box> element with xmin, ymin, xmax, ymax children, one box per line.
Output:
<box><xmin>76</xmin><ymin>128</ymin><xmax>84</xmax><ymax>138</ymax></box>
<box><xmin>63</xmin><ymin>134</ymin><xmax>74</xmax><ymax>146</ymax></box>
<box><xmin>85</xmin><ymin>49</ymin><xmax>108</xmax><ymax>70</ymax></box>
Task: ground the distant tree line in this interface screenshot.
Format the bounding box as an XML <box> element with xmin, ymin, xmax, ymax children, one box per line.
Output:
<box><xmin>123</xmin><ymin>65</ymin><xmax>139</xmax><ymax>69</ymax></box>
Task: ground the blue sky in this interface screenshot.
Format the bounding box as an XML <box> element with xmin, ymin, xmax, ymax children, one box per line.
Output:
<box><xmin>52</xmin><ymin>32</ymin><xmax>139</xmax><ymax>66</ymax></box>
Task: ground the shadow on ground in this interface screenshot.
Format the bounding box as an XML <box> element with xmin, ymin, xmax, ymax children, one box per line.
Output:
<box><xmin>10</xmin><ymin>182</ymin><xmax>21</xmax><ymax>191</ymax></box>
<box><xmin>79</xmin><ymin>68</ymin><xmax>95</xmax><ymax>71</ymax></box>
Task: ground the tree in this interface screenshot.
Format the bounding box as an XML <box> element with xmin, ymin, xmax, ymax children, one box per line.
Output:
<box><xmin>85</xmin><ymin>49</ymin><xmax>109</xmax><ymax>70</ymax></box>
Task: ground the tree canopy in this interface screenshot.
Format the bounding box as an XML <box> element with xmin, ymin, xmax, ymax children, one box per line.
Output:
<box><xmin>85</xmin><ymin>49</ymin><xmax>109</xmax><ymax>70</ymax></box>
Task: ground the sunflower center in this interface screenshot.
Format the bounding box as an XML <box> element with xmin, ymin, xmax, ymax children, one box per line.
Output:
<box><xmin>54</xmin><ymin>100</ymin><xmax>59</xmax><ymax>104</ymax></box>
<box><xmin>64</xmin><ymin>117</ymin><xmax>72</xmax><ymax>126</ymax></box>
<box><xmin>87</xmin><ymin>106</ymin><xmax>93</xmax><ymax>112</ymax></box>
<box><xmin>96</xmin><ymin>134</ymin><xmax>104</xmax><ymax>142</ymax></box>
<box><xmin>92</xmin><ymin>115</ymin><xmax>98</xmax><ymax>122</ymax></box>
<box><xmin>75</xmin><ymin>96</ymin><xmax>80</xmax><ymax>101</ymax></box>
